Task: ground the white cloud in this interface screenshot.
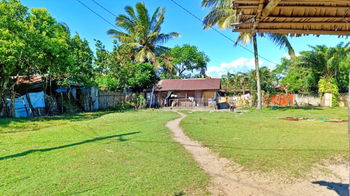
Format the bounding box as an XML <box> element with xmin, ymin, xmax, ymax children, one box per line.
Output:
<box><xmin>207</xmin><ymin>57</ymin><xmax>264</xmax><ymax>78</ymax></box>
<box><xmin>281</xmin><ymin>52</ymin><xmax>300</xmax><ymax>60</ymax></box>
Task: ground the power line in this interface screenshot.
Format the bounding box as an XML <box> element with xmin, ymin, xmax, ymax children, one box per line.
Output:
<box><xmin>73</xmin><ymin>0</ymin><xmax>120</xmax><ymax>30</ymax></box>
<box><xmin>78</xmin><ymin>0</ymin><xmax>278</xmax><ymax>65</ymax></box>
<box><xmin>90</xmin><ymin>0</ymin><xmax>117</xmax><ymax>17</ymax></box>
<box><xmin>168</xmin><ymin>0</ymin><xmax>278</xmax><ymax>65</ymax></box>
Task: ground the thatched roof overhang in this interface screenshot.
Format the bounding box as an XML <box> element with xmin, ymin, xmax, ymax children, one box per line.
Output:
<box><xmin>232</xmin><ymin>0</ymin><xmax>350</xmax><ymax>36</ymax></box>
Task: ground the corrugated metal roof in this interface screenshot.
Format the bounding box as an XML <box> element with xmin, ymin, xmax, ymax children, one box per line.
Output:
<box><xmin>16</xmin><ymin>75</ymin><xmax>43</xmax><ymax>85</ymax></box>
<box><xmin>155</xmin><ymin>78</ymin><xmax>221</xmax><ymax>91</ymax></box>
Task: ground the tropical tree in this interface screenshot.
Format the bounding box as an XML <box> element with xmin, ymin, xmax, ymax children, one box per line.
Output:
<box><xmin>0</xmin><ymin>0</ymin><xmax>96</xmax><ymax>116</ymax></box>
<box><xmin>159</xmin><ymin>44</ymin><xmax>210</xmax><ymax>78</ymax></box>
<box><xmin>66</xmin><ymin>33</ymin><xmax>95</xmax><ymax>87</ymax></box>
<box><xmin>108</xmin><ymin>2</ymin><xmax>179</xmax><ymax>66</ymax></box>
<box><xmin>235</xmin><ymin>72</ymin><xmax>250</xmax><ymax>94</ymax></box>
<box><xmin>202</xmin><ymin>0</ymin><xmax>295</xmax><ymax>109</ymax></box>
<box><xmin>94</xmin><ymin>41</ymin><xmax>157</xmax><ymax>92</ymax></box>
<box><xmin>275</xmin><ymin>58</ymin><xmax>317</xmax><ymax>94</ymax></box>
<box><xmin>297</xmin><ymin>43</ymin><xmax>350</xmax><ymax>83</ymax></box>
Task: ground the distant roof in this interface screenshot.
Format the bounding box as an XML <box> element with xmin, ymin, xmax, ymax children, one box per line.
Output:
<box><xmin>16</xmin><ymin>75</ymin><xmax>43</xmax><ymax>85</ymax></box>
<box><xmin>156</xmin><ymin>78</ymin><xmax>221</xmax><ymax>91</ymax></box>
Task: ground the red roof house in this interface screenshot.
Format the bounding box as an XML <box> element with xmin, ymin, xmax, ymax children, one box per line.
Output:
<box><xmin>154</xmin><ymin>78</ymin><xmax>221</xmax><ymax>107</ymax></box>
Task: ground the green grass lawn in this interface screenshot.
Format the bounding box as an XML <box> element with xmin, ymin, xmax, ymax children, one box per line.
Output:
<box><xmin>0</xmin><ymin>110</ymin><xmax>209</xmax><ymax>195</ymax></box>
<box><xmin>181</xmin><ymin>107</ymin><xmax>348</xmax><ymax>178</ymax></box>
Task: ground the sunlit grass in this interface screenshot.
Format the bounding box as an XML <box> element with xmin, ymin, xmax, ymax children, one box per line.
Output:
<box><xmin>181</xmin><ymin>107</ymin><xmax>348</xmax><ymax>178</ymax></box>
<box><xmin>0</xmin><ymin>110</ymin><xmax>209</xmax><ymax>195</ymax></box>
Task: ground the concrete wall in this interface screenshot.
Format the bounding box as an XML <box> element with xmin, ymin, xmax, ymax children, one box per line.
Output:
<box><xmin>339</xmin><ymin>93</ymin><xmax>349</xmax><ymax>107</ymax></box>
<box><xmin>294</xmin><ymin>94</ymin><xmax>320</xmax><ymax>106</ymax></box>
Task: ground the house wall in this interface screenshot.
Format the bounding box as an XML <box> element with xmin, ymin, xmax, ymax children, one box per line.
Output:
<box><xmin>203</xmin><ymin>90</ymin><xmax>216</xmax><ymax>99</ymax></box>
<box><xmin>156</xmin><ymin>90</ymin><xmax>218</xmax><ymax>107</ymax></box>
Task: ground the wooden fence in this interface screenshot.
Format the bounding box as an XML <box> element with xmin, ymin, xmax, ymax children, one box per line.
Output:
<box><xmin>98</xmin><ymin>91</ymin><xmax>126</xmax><ymax>110</ymax></box>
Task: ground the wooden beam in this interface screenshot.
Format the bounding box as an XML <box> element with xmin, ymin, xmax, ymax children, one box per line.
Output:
<box><xmin>234</xmin><ymin>28</ymin><xmax>350</xmax><ymax>36</ymax></box>
<box><xmin>262</xmin><ymin>0</ymin><xmax>281</xmax><ymax>17</ymax></box>
<box><xmin>238</xmin><ymin>5</ymin><xmax>350</xmax><ymax>9</ymax></box>
<box><xmin>235</xmin><ymin>0</ymin><xmax>350</xmax><ymax>4</ymax></box>
<box><xmin>234</xmin><ymin>22</ymin><xmax>350</xmax><ymax>26</ymax></box>
<box><xmin>261</xmin><ymin>16</ymin><xmax>350</xmax><ymax>20</ymax></box>
<box><xmin>251</xmin><ymin>0</ymin><xmax>265</xmax><ymax>33</ymax></box>
<box><xmin>240</xmin><ymin>16</ymin><xmax>350</xmax><ymax>22</ymax></box>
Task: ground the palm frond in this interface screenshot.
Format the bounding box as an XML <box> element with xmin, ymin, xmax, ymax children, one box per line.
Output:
<box><xmin>149</xmin><ymin>7</ymin><xmax>160</xmax><ymax>30</ymax></box>
<box><xmin>151</xmin><ymin>8</ymin><xmax>165</xmax><ymax>34</ymax></box>
<box><xmin>136</xmin><ymin>2</ymin><xmax>150</xmax><ymax>34</ymax></box>
<box><xmin>266</xmin><ymin>33</ymin><xmax>296</xmax><ymax>59</ymax></box>
<box><xmin>153</xmin><ymin>32</ymin><xmax>180</xmax><ymax>45</ymax></box>
<box><xmin>124</xmin><ymin>6</ymin><xmax>137</xmax><ymax>21</ymax></box>
<box><xmin>107</xmin><ymin>29</ymin><xmax>128</xmax><ymax>37</ymax></box>
<box><xmin>235</xmin><ymin>33</ymin><xmax>252</xmax><ymax>45</ymax></box>
<box><xmin>203</xmin><ymin>6</ymin><xmax>235</xmax><ymax>29</ymax></box>
<box><xmin>202</xmin><ymin>0</ymin><xmax>231</xmax><ymax>8</ymax></box>
<box><xmin>116</xmin><ymin>15</ymin><xmax>136</xmax><ymax>33</ymax></box>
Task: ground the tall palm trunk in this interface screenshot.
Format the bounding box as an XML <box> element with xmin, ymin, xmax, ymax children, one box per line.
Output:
<box><xmin>253</xmin><ymin>34</ymin><xmax>262</xmax><ymax>110</ymax></box>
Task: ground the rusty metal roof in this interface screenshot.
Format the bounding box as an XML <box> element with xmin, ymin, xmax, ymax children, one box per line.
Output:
<box><xmin>155</xmin><ymin>78</ymin><xmax>221</xmax><ymax>91</ymax></box>
<box><xmin>16</xmin><ymin>75</ymin><xmax>43</xmax><ymax>85</ymax></box>
<box><xmin>233</xmin><ymin>0</ymin><xmax>350</xmax><ymax>36</ymax></box>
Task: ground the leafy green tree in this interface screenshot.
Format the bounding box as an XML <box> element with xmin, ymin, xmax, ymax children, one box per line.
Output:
<box><xmin>0</xmin><ymin>0</ymin><xmax>71</xmax><ymax>111</ymax></box>
<box><xmin>202</xmin><ymin>0</ymin><xmax>295</xmax><ymax>109</ymax></box>
<box><xmin>94</xmin><ymin>40</ymin><xmax>122</xmax><ymax>91</ymax></box>
<box><xmin>275</xmin><ymin>58</ymin><xmax>317</xmax><ymax>94</ymax></box>
<box><xmin>107</xmin><ymin>2</ymin><xmax>179</xmax><ymax>66</ymax></box>
<box><xmin>94</xmin><ymin>41</ymin><xmax>157</xmax><ymax>92</ymax></box>
<box><xmin>248</xmin><ymin>67</ymin><xmax>276</xmax><ymax>94</ymax></box>
<box><xmin>125</xmin><ymin>62</ymin><xmax>157</xmax><ymax>92</ymax></box>
<box><xmin>0</xmin><ymin>0</ymin><xmax>95</xmax><ymax>116</ymax></box>
<box><xmin>297</xmin><ymin>43</ymin><xmax>350</xmax><ymax>93</ymax></box>
<box><xmin>160</xmin><ymin>44</ymin><xmax>210</xmax><ymax>78</ymax></box>
<box><xmin>338</xmin><ymin>55</ymin><xmax>350</xmax><ymax>92</ymax></box>
<box><xmin>65</xmin><ymin>33</ymin><xmax>95</xmax><ymax>87</ymax></box>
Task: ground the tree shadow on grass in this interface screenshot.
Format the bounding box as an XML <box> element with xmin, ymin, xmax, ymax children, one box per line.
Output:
<box><xmin>0</xmin><ymin>131</ymin><xmax>140</xmax><ymax>161</ymax></box>
<box><xmin>312</xmin><ymin>181</ymin><xmax>349</xmax><ymax>196</ymax></box>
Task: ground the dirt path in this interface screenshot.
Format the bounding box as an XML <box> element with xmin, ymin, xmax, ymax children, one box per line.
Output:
<box><xmin>166</xmin><ymin>112</ymin><xmax>349</xmax><ymax>196</ymax></box>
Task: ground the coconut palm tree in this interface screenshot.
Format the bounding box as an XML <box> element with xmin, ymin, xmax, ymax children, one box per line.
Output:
<box><xmin>108</xmin><ymin>2</ymin><xmax>179</xmax><ymax>66</ymax></box>
<box><xmin>202</xmin><ymin>0</ymin><xmax>295</xmax><ymax>109</ymax></box>
<box><xmin>298</xmin><ymin>43</ymin><xmax>350</xmax><ymax>80</ymax></box>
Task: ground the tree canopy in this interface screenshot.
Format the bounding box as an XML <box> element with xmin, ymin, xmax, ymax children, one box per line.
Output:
<box><xmin>159</xmin><ymin>44</ymin><xmax>210</xmax><ymax>79</ymax></box>
<box><xmin>108</xmin><ymin>2</ymin><xmax>179</xmax><ymax>66</ymax></box>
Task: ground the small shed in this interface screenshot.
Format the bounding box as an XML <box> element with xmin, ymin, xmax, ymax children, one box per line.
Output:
<box><xmin>154</xmin><ymin>78</ymin><xmax>221</xmax><ymax>107</ymax></box>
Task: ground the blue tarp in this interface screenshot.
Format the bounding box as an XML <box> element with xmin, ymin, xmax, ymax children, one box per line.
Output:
<box><xmin>14</xmin><ymin>96</ymin><xmax>30</xmax><ymax>118</ymax></box>
<box><xmin>80</xmin><ymin>88</ymin><xmax>90</xmax><ymax>93</ymax></box>
<box><xmin>56</xmin><ymin>88</ymin><xmax>67</xmax><ymax>93</ymax></box>
<box><xmin>14</xmin><ymin>91</ymin><xmax>46</xmax><ymax>118</ymax></box>
<box><xmin>28</xmin><ymin>91</ymin><xmax>45</xmax><ymax>108</ymax></box>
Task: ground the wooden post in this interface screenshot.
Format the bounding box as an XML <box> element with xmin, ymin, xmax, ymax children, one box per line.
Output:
<box><xmin>348</xmin><ymin>70</ymin><xmax>350</xmax><ymax>194</ymax></box>
<box><xmin>149</xmin><ymin>86</ymin><xmax>155</xmax><ymax>108</ymax></box>
<box><xmin>61</xmin><ymin>92</ymin><xmax>64</xmax><ymax>113</ymax></box>
<box><xmin>22</xmin><ymin>97</ymin><xmax>30</xmax><ymax>118</ymax></box>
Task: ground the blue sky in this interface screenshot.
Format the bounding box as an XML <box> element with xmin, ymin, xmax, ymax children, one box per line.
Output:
<box><xmin>22</xmin><ymin>0</ymin><xmax>349</xmax><ymax>77</ymax></box>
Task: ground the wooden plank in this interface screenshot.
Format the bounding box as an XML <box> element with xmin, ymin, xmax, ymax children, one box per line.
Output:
<box><xmin>238</xmin><ymin>5</ymin><xmax>350</xmax><ymax>9</ymax></box>
<box><xmin>234</xmin><ymin>28</ymin><xmax>350</xmax><ymax>35</ymax></box>
<box><xmin>262</xmin><ymin>0</ymin><xmax>281</xmax><ymax>17</ymax></box>
<box><xmin>235</xmin><ymin>0</ymin><xmax>350</xmax><ymax>4</ymax></box>
<box><xmin>235</xmin><ymin>22</ymin><xmax>350</xmax><ymax>26</ymax></box>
